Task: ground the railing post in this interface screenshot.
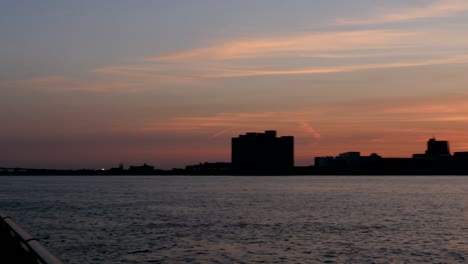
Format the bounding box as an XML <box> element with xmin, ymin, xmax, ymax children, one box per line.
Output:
<box><xmin>0</xmin><ymin>211</ymin><xmax>64</xmax><ymax>264</ymax></box>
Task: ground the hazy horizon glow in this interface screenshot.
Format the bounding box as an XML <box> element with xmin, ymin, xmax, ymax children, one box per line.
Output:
<box><xmin>2</xmin><ymin>0</ymin><xmax>468</xmax><ymax>169</ymax></box>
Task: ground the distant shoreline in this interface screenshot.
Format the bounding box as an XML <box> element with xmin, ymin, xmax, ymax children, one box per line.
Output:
<box><xmin>2</xmin><ymin>171</ymin><xmax>468</xmax><ymax>176</ymax></box>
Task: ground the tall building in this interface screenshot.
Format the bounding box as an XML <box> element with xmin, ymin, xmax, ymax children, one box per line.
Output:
<box><xmin>426</xmin><ymin>138</ymin><xmax>450</xmax><ymax>156</ymax></box>
<box><xmin>232</xmin><ymin>130</ymin><xmax>294</xmax><ymax>170</ymax></box>
<box><xmin>413</xmin><ymin>137</ymin><xmax>451</xmax><ymax>159</ymax></box>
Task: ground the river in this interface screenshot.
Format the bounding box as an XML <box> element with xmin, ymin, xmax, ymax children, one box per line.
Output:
<box><xmin>0</xmin><ymin>176</ymin><xmax>467</xmax><ymax>263</ymax></box>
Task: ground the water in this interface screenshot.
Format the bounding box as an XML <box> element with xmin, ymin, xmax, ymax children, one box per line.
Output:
<box><xmin>1</xmin><ymin>176</ymin><xmax>468</xmax><ymax>263</ymax></box>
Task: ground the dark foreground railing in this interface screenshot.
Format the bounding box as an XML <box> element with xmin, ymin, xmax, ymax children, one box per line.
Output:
<box><xmin>0</xmin><ymin>211</ymin><xmax>63</xmax><ymax>264</ymax></box>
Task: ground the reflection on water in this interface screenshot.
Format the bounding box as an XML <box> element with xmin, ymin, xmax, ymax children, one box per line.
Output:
<box><xmin>0</xmin><ymin>176</ymin><xmax>468</xmax><ymax>263</ymax></box>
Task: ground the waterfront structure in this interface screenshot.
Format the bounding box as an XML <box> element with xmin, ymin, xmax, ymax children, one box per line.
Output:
<box><xmin>314</xmin><ymin>152</ymin><xmax>382</xmax><ymax>174</ymax></box>
<box><xmin>128</xmin><ymin>163</ymin><xmax>155</xmax><ymax>174</ymax></box>
<box><xmin>454</xmin><ymin>152</ymin><xmax>468</xmax><ymax>159</ymax></box>
<box><xmin>3</xmin><ymin>136</ymin><xmax>468</xmax><ymax>176</ymax></box>
<box><xmin>185</xmin><ymin>162</ymin><xmax>232</xmax><ymax>173</ymax></box>
<box><xmin>232</xmin><ymin>130</ymin><xmax>294</xmax><ymax>170</ymax></box>
<box><xmin>314</xmin><ymin>137</ymin><xmax>468</xmax><ymax>175</ymax></box>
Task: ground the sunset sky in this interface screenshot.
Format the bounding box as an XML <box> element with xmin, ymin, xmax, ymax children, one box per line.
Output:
<box><xmin>2</xmin><ymin>0</ymin><xmax>468</xmax><ymax>169</ymax></box>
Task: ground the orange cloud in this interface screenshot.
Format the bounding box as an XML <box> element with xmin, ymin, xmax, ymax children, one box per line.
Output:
<box><xmin>13</xmin><ymin>25</ymin><xmax>468</xmax><ymax>93</ymax></box>
<box><xmin>147</xmin><ymin>30</ymin><xmax>428</xmax><ymax>62</ymax></box>
<box><xmin>134</xmin><ymin>28</ymin><xmax>468</xmax><ymax>79</ymax></box>
<box><xmin>13</xmin><ymin>75</ymin><xmax>142</xmax><ymax>93</ymax></box>
<box><xmin>299</xmin><ymin>122</ymin><xmax>321</xmax><ymax>139</ymax></box>
<box><xmin>14</xmin><ymin>26</ymin><xmax>468</xmax><ymax>92</ymax></box>
<box><xmin>144</xmin><ymin>93</ymin><xmax>468</xmax><ymax>133</ymax></box>
<box><xmin>18</xmin><ymin>53</ymin><xmax>468</xmax><ymax>92</ymax></box>
<box><xmin>139</xmin><ymin>93</ymin><xmax>468</xmax><ymax>160</ymax></box>
<box><xmin>197</xmin><ymin>55</ymin><xmax>468</xmax><ymax>78</ymax></box>
<box><xmin>337</xmin><ymin>0</ymin><xmax>468</xmax><ymax>25</ymax></box>
<box><xmin>142</xmin><ymin>112</ymin><xmax>287</xmax><ymax>132</ymax></box>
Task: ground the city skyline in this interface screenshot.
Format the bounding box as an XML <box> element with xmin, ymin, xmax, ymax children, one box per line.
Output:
<box><xmin>2</xmin><ymin>133</ymin><xmax>468</xmax><ymax>176</ymax></box>
<box><xmin>2</xmin><ymin>1</ymin><xmax>468</xmax><ymax>169</ymax></box>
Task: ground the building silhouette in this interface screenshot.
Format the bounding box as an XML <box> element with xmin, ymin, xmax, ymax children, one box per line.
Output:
<box><xmin>128</xmin><ymin>163</ymin><xmax>155</xmax><ymax>174</ymax></box>
<box><xmin>413</xmin><ymin>137</ymin><xmax>451</xmax><ymax>159</ymax></box>
<box><xmin>232</xmin><ymin>130</ymin><xmax>294</xmax><ymax>170</ymax></box>
<box><xmin>426</xmin><ymin>138</ymin><xmax>450</xmax><ymax>156</ymax></box>
<box><xmin>315</xmin><ymin>152</ymin><xmax>381</xmax><ymax>174</ymax></box>
<box><xmin>454</xmin><ymin>151</ymin><xmax>468</xmax><ymax>159</ymax></box>
<box><xmin>313</xmin><ymin>137</ymin><xmax>468</xmax><ymax>175</ymax></box>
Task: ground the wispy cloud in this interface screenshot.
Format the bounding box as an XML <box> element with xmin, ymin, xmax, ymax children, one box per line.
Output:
<box><xmin>12</xmin><ymin>75</ymin><xmax>136</xmax><ymax>92</ymax></box>
<box><xmin>16</xmin><ymin>52</ymin><xmax>468</xmax><ymax>91</ymax></box>
<box><xmin>142</xmin><ymin>112</ymin><xmax>285</xmax><ymax>132</ymax></box>
<box><xmin>137</xmin><ymin>28</ymin><xmax>468</xmax><ymax>79</ymax></box>
<box><xmin>142</xmin><ymin>93</ymin><xmax>468</xmax><ymax>135</ymax></box>
<box><xmin>147</xmin><ymin>30</ymin><xmax>427</xmax><ymax>62</ymax></box>
<box><xmin>336</xmin><ymin>0</ymin><xmax>468</xmax><ymax>25</ymax></box>
<box><xmin>300</xmin><ymin>122</ymin><xmax>321</xmax><ymax>139</ymax></box>
<box><xmin>211</xmin><ymin>129</ymin><xmax>230</xmax><ymax>138</ymax></box>
<box><xmin>197</xmin><ymin>55</ymin><xmax>468</xmax><ymax>78</ymax></box>
<box><xmin>13</xmin><ymin>66</ymin><xmax>208</xmax><ymax>93</ymax></box>
<box><xmin>13</xmin><ymin>23</ymin><xmax>468</xmax><ymax>91</ymax></box>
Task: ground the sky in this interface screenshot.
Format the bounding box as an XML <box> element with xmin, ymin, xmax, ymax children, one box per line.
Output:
<box><xmin>2</xmin><ymin>0</ymin><xmax>468</xmax><ymax>169</ymax></box>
